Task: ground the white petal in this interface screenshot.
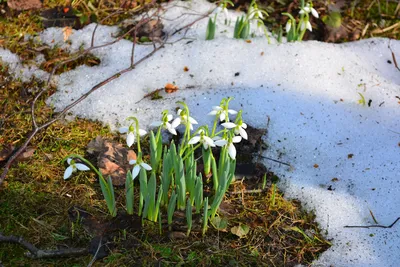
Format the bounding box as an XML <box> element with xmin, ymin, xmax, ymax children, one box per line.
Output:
<box><xmin>189</xmin><ymin>123</ymin><xmax>194</xmax><ymax>131</ymax></box>
<box><xmin>129</xmin><ymin>159</ymin><xmax>137</xmax><ymax>165</ymax></box>
<box><xmin>132</xmin><ymin>165</ymin><xmax>140</xmax><ymax>180</ymax></box>
<box><xmin>67</xmin><ymin>158</ymin><xmax>72</xmax><ymax>164</ymax></box>
<box><xmin>203</xmin><ymin>136</ymin><xmax>215</xmax><ymax>147</ymax></box>
<box><xmin>168</xmin><ymin>127</ymin><xmax>177</xmax><ymax>135</ymax></box>
<box><xmin>138</xmin><ymin>129</ymin><xmax>147</xmax><ymax>136</ymax></box>
<box><xmin>303</xmin><ymin>6</ymin><xmax>311</xmax><ymax>13</ymax></box>
<box><xmin>299</xmin><ymin>9</ymin><xmax>305</xmax><ymax>15</ymax></box>
<box><xmin>188</xmin><ymin>136</ymin><xmax>201</xmax><ymax>145</ymax></box>
<box><xmin>213</xmin><ymin>106</ymin><xmax>223</xmax><ymax>111</ymax></box>
<box><xmin>63</xmin><ymin>166</ymin><xmax>74</xmax><ymax>180</ymax></box>
<box><xmin>119</xmin><ymin>127</ymin><xmax>128</xmax><ymax>133</ymax></box>
<box><xmin>213</xmin><ymin>6</ymin><xmax>222</xmax><ymax>15</ymax></box>
<box><xmin>140</xmin><ymin>162</ymin><xmax>152</xmax><ymax>171</ymax></box>
<box><xmin>208</xmin><ymin>110</ymin><xmax>218</xmax><ymax>116</ymax></box>
<box><xmin>219</xmin><ymin>113</ymin><xmax>226</xmax><ymax>122</ymax></box>
<box><xmin>221</xmin><ymin>122</ymin><xmax>236</xmax><ymax>129</ymax></box>
<box><xmin>189</xmin><ymin>116</ymin><xmax>198</xmax><ymax>124</ymax></box>
<box><xmin>76</xmin><ymin>163</ymin><xmax>90</xmax><ymax>171</ymax></box>
<box><xmin>228</xmin><ymin>109</ymin><xmax>237</xmax><ymax>114</ymax></box>
<box><xmin>239</xmin><ymin>127</ymin><xmax>248</xmax><ymax>140</ymax></box>
<box><xmin>232</xmin><ymin>136</ymin><xmax>242</xmax><ymax>143</ymax></box>
<box><xmin>228</xmin><ymin>143</ymin><xmax>236</xmax><ymax>160</ymax></box>
<box><xmin>223</xmin><ymin>8</ymin><xmax>229</xmax><ymax>20</ymax></box>
<box><xmin>311</xmin><ymin>8</ymin><xmax>319</xmax><ymax>18</ymax></box>
<box><xmin>241</xmin><ymin>122</ymin><xmax>247</xmax><ymax>129</ymax></box>
<box><xmin>286</xmin><ymin>21</ymin><xmax>291</xmax><ymax>33</ymax></box>
<box><xmin>203</xmin><ymin>142</ymin><xmax>209</xmax><ymax>150</ymax></box>
<box><xmin>300</xmin><ymin>21</ymin><xmax>306</xmax><ymax>31</ymax></box>
<box><xmin>258</xmin><ymin>11</ymin><xmax>264</xmax><ymax>20</ymax></box>
<box><xmin>177</xmin><ymin>109</ymin><xmax>182</xmax><ymax>115</ymax></box>
<box><xmin>214</xmin><ymin>139</ymin><xmax>228</xmax><ymax>146</ymax></box>
<box><xmin>167</xmin><ymin>114</ymin><xmax>173</xmax><ymax>121</ymax></box>
<box><xmin>126</xmin><ymin>132</ymin><xmax>135</xmax><ymax>147</ymax></box>
<box><xmin>306</xmin><ymin>21</ymin><xmax>312</xmax><ymax>31</ymax></box>
<box><xmin>150</xmin><ymin>121</ymin><xmax>163</xmax><ymax>127</ymax></box>
<box><xmin>171</xmin><ymin>117</ymin><xmax>181</xmax><ymax>128</ymax></box>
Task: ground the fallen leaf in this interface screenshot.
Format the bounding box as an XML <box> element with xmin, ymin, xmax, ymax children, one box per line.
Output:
<box><xmin>0</xmin><ymin>144</ymin><xmax>14</xmax><ymax>162</ymax></box>
<box><xmin>165</xmin><ymin>83</ymin><xmax>178</xmax><ymax>93</ymax></box>
<box><xmin>260</xmin><ymin>51</ymin><xmax>264</xmax><ymax>56</ymax></box>
<box><xmin>62</xmin><ymin>26</ymin><xmax>73</xmax><ymax>42</ymax></box>
<box><xmin>313</xmin><ymin>164</ymin><xmax>319</xmax><ymax>168</ymax></box>
<box><xmin>245</xmin><ymin>39</ymin><xmax>252</xmax><ymax>43</ymax></box>
<box><xmin>347</xmin><ymin>153</ymin><xmax>354</xmax><ymax>159</ymax></box>
<box><xmin>183</xmin><ymin>66</ymin><xmax>189</xmax><ymax>72</ymax></box>
<box><xmin>231</xmin><ymin>224</ymin><xmax>250</xmax><ymax>238</ymax></box>
<box><xmin>211</xmin><ymin>216</ymin><xmax>228</xmax><ymax>232</ymax></box>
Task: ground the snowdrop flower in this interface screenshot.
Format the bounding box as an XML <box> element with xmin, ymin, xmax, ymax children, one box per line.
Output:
<box><xmin>64</xmin><ymin>158</ymin><xmax>90</xmax><ymax>180</ymax></box>
<box><xmin>299</xmin><ymin>3</ymin><xmax>319</xmax><ymax>18</ymax></box>
<box><xmin>171</xmin><ymin>109</ymin><xmax>198</xmax><ymax>130</ymax></box>
<box><xmin>300</xmin><ymin>20</ymin><xmax>312</xmax><ymax>31</ymax></box>
<box><xmin>221</xmin><ymin>120</ymin><xmax>248</xmax><ymax>140</ymax></box>
<box><xmin>285</xmin><ymin>20</ymin><xmax>292</xmax><ymax>33</ymax></box>
<box><xmin>213</xmin><ymin>4</ymin><xmax>230</xmax><ymax>22</ymax></box>
<box><xmin>248</xmin><ymin>6</ymin><xmax>264</xmax><ymax>20</ymax></box>
<box><xmin>214</xmin><ymin>136</ymin><xmax>242</xmax><ymax>160</ymax></box>
<box><xmin>129</xmin><ymin>159</ymin><xmax>152</xmax><ymax>180</ymax></box>
<box><xmin>208</xmin><ymin>105</ymin><xmax>237</xmax><ymax>122</ymax></box>
<box><xmin>150</xmin><ymin>112</ymin><xmax>177</xmax><ymax>135</ymax></box>
<box><xmin>119</xmin><ymin>124</ymin><xmax>147</xmax><ymax>147</ymax></box>
<box><xmin>188</xmin><ymin>129</ymin><xmax>215</xmax><ymax>150</ymax></box>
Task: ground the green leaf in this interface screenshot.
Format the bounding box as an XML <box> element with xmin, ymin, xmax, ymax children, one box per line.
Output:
<box><xmin>126</xmin><ymin>171</ymin><xmax>134</xmax><ymax>215</ymax></box>
<box><xmin>206</xmin><ymin>18</ymin><xmax>216</xmax><ymax>40</ymax></box>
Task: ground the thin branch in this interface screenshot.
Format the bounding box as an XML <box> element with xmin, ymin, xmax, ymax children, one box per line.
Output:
<box><xmin>344</xmin><ymin>217</ymin><xmax>400</xmax><ymax>229</ymax></box>
<box><xmin>0</xmin><ymin>232</ymin><xmax>88</xmax><ymax>259</ymax></box>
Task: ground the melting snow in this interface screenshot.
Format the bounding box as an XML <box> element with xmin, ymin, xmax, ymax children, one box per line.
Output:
<box><xmin>1</xmin><ymin>0</ymin><xmax>399</xmax><ymax>266</ymax></box>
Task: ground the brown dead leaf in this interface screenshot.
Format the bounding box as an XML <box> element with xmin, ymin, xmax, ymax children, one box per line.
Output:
<box><xmin>347</xmin><ymin>153</ymin><xmax>354</xmax><ymax>159</ymax></box>
<box><xmin>16</xmin><ymin>147</ymin><xmax>35</xmax><ymax>162</ymax></box>
<box><xmin>183</xmin><ymin>66</ymin><xmax>189</xmax><ymax>72</ymax></box>
<box><xmin>62</xmin><ymin>26</ymin><xmax>73</xmax><ymax>42</ymax></box>
<box><xmin>245</xmin><ymin>39</ymin><xmax>252</xmax><ymax>43</ymax></box>
<box><xmin>165</xmin><ymin>83</ymin><xmax>178</xmax><ymax>94</ymax></box>
<box><xmin>313</xmin><ymin>164</ymin><xmax>319</xmax><ymax>168</ymax></box>
<box><xmin>87</xmin><ymin>136</ymin><xmax>136</xmax><ymax>186</ymax></box>
<box><xmin>0</xmin><ymin>145</ymin><xmax>15</xmax><ymax>162</ymax></box>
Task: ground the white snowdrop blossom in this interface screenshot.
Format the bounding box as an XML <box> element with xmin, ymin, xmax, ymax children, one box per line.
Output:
<box><xmin>300</xmin><ymin>20</ymin><xmax>312</xmax><ymax>31</ymax></box>
<box><xmin>150</xmin><ymin>113</ymin><xmax>177</xmax><ymax>135</ymax></box>
<box><xmin>285</xmin><ymin>20</ymin><xmax>292</xmax><ymax>33</ymax></box>
<box><xmin>208</xmin><ymin>106</ymin><xmax>237</xmax><ymax>122</ymax></box>
<box><xmin>171</xmin><ymin>109</ymin><xmax>198</xmax><ymax>130</ymax></box>
<box><xmin>221</xmin><ymin>121</ymin><xmax>248</xmax><ymax>140</ymax></box>
<box><xmin>119</xmin><ymin>124</ymin><xmax>147</xmax><ymax>147</ymax></box>
<box><xmin>228</xmin><ymin>136</ymin><xmax>243</xmax><ymax>160</ymax></box>
<box><xmin>64</xmin><ymin>158</ymin><xmax>90</xmax><ymax>180</ymax></box>
<box><xmin>248</xmin><ymin>6</ymin><xmax>264</xmax><ymax>20</ymax></box>
<box><xmin>188</xmin><ymin>130</ymin><xmax>215</xmax><ymax>150</ymax></box>
<box><xmin>299</xmin><ymin>3</ymin><xmax>319</xmax><ymax>18</ymax></box>
<box><xmin>213</xmin><ymin>4</ymin><xmax>230</xmax><ymax>22</ymax></box>
<box><xmin>129</xmin><ymin>159</ymin><xmax>152</xmax><ymax>180</ymax></box>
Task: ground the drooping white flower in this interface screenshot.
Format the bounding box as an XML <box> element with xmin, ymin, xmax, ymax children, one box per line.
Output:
<box><xmin>285</xmin><ymin>20</ymin><xmax>292</xmax><ymax>33</ymax></box>
<box><xmin>188</xmin><ymin>129</ymin><xmax>215</xmax><ymax>150</ymax></box>
<box><xmin>227</xmin><ymin>136</ymin><xmax>242</xmax><ymax>160</ymax></box>
<box><xmin>299</xmin><ymin>3</ymin><xmax>319</xmax><ymax>18</ymax></box>
<box><xmin>213</xmin><ymin>136</ymin><xmax>228</xmax><ymax>147</ymax></box>
<box><xmin>64</xmin><ymin>158</ymin><xmax>90</xmax><ymax>180</ymax></box>
<box><xmin>248</xmin><ymin>6</ymin><xmax>264</xmax><ymax>20</ymax></box>
<box><xmin>129</xmin><ymin>159</ymin><xmax>152</xmax><ymax>180</ymax></box>
<box><xmin>213</xmin><ymin>4</ymin><xmax>230</xmax><ymax>22</ymax></box>
<box><xmin>150</xmin><ymin>113</ymin><xmax>177</xmax><ymax>135</ymax></box>
<box><xmin>300</xmin><ymin>20</ymin><xmax>312</xmax><ymax>31</ymax></box>
<box><xmin>208</xmin><ymin>105</ymin><xmax>237</xmax><ymax>122</ymax></box>
<box><xmin>119</xmin><ymin>124</ymin><xmax>147</xmax><ymax>147</ymax></box>
<box><xmin>171</xmin><ymin>109</ymin><xmax>198</xmax><ymax>130</ymax></box>
<box><xmin>221</xmin><ymin>120</ymin><xmax>248</xmax><ymax>140</ymax></box>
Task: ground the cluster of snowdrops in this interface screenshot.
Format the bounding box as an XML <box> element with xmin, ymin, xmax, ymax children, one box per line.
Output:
<box><xmin>63</xmin><ymin>98</ymin><xmax>248</xmax><ymax>235</ymax></box>
<box><xmin>207</xmin><ymin>0</ymin><xmax>319</xmax><ymax>42</ymax></box>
